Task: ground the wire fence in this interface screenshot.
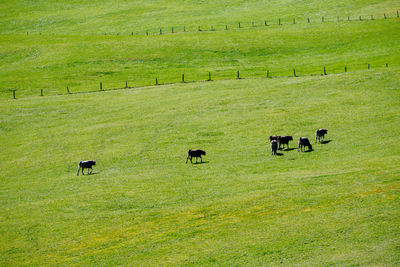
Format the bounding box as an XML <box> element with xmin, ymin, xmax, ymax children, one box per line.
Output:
<box><xmin>3</xmin><ymin>61</ymin><xmax>397</xmax><ymax>100</ymax></box>
<box><xmin>112</xmin><ymin>11</ymin><xmax>399</xmax><ymax>37</ymax></box>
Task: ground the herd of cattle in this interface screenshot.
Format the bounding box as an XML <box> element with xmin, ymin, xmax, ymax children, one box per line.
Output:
<box><xmin>270</xmin><ymin>128</ymin><xmax>328</xmax><ymax>155</ymax></box>
<box><xmin>77</xmin><ymin>129</ymin><xmax>328</xmax><ymax>174</ymax></box>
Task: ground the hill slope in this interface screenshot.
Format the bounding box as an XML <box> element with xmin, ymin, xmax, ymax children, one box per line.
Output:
<box><xmin>1</xmin><ymin>70</ymin><xmax>399</xmax><ymax>265</ymax></box>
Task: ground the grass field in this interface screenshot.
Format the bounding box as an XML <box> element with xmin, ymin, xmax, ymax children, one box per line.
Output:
<box><xmin>1</xmin><ymin>0</ymin><xmax>400</xmax><ymax>266</ymax></box>
<box><xmin>1</xmin><ymin>69</ymin><xmax>400</xmax><ymax>265</ymax></box>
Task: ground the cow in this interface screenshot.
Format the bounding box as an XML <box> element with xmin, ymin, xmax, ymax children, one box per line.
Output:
<box><xmin>77</xmin><ymin>160</ymin><xmax>96</xmax><ymax>176</ymax></box>
<box><xmin>271</xmin><ymin>140</ymin><xmax>278</xmax><ymax>155</ymax></box>
<box><xmin>269</xmin><ymin>135</ymin><xmax>280</xmax><ymax>142</ymax></box>
<box><xmin>298</xmin><ymin>137</ymin><xmax>313</xmax><ymax>152</ymax></box>
<box><xmin>186</xmin><ymin>149</ymin><xmax>206</xmax><ymax>164</ymax></box>
<box><xmin>315</xmin><ymin>128</ymin><xmax>328</xmax><ymax>143</ymax></box>
<box><xmin>277</xmin><ymin>135</ymin><xmax>293</xmax><ymax>149</ymax></box>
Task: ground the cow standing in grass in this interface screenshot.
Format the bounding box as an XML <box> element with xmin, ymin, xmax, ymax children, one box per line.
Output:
<box><xmin>271</xmin><ymin>140</ymin><xmax>278</xmax><ymax>155</ymax></box>
<box><xmin>315</xmin><ymin>128</ymin><xmax>328</xmax><ymax>143</ymax></box>
<box><xmin>269</xmin><ymin>135</ymin><xmax>280</xmax><ymax>143</ymax></box>
<box><xmin>186</xmin><ymin>149</ymin><xmax>206</xmax><ymax>164</ymax></box>
<box><xmin>298</xmin><ymin>137</ymin><xmax>313</xmax><ymax>152</ymax></box>
<box><xmin>77</xmin><ymin>160</ymin><xmax>96</xmax><ymax>176</ymax></box>
<box><xmin>278</xmin><ymin>135</ymin><xmax>293</xmax><ymax>149</ymax></box>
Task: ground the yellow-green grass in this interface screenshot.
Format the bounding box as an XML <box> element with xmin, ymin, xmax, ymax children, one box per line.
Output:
<box><xmin>1</xmin><ymin>69</ymin><xmax>399</xmax><ymax>265</ymax></box>
<box><xmin>0</xmin><ymin>0</ymin><xmax>399</xmax><ymax>34</ymax></box>
<box><xmin>1</xmin><ymin>18</ymin><xmax>399</xmax><ymax>99</ymax></box>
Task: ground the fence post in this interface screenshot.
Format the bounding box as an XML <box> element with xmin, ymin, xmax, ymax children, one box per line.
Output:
<box><xmin>198</xmin><ymin>26</ymin><xmax>201</xmax><ymax>31</ymax></box>
<box><xmin>67</xmin><ymin>86</ymin><xmax>70</xmax><ymax>94</ymax></box>
<box><xmin>345</xmin><ymin>66</ymin><xmax>347</xmax><ymax>72</ymax></box>
<box><xmin>238</xmin><ymin>22</ymin><xmax>241</xmax><ymax>28</ymax></box>
<box><xmin>126</xmin><ymin>81</ymin><xmax>128</xmax><ymax>88</ymax></box>
<box><xmin>368</xmin><ymin>63</ymin><xmax>370</xmax><ymax>69</ymax></box>
<box><xmin>322</xmin><ymin>16</ymin><xmax>324</xmax><ymax>22</ymax></box>
<box><xmin>182</xmin><ymin>74</ymin><xmax>185</xmax><ymax>83</ymax></box>
<box><xmin>384</xmin><ymin>13</ymin><xmax>387</xmax><ymax>19</ymax></box>
<box><xmin>293</xmin><ymin>18</ymin><xmax>296</xmax><ymax>24</ymax></box>
<box><xmin>131</xmin><ymin>32</ymin><xmax>133</xmax><ymax>36</ymax></box>
<box><xmin>359</xmin><ymin>16</ymin><xmax>362</xmax><ymax>21</ymax></box>
<box><xmin>41</xmin><ymin>89</ymin><xmax>43</xmax><ymax>96</ymax></box>
<box><xmin>225</xmin><ymin>24</ymin><xmax>228</xmax><ymax>30</ymax></box>
<box><xmin>155</xmin><ymin>78</ymin><xmax>158</xmax><ymax>85</ymax></box>
<box><xmin>348</xmin><ymin>16</ymin><xmax>350</xmax><ymax>21</ymax></box>
<box><xmin>267</xmin><ymin>70</ymin><xmax>269</xmax><ymax>78</ymax></box>
<box><xmin>208</xmin><ymin>72</ymin><xmax>212</xmax><ymax>81</ymax></box>
<box><xmin>386</xmin><ymin>63</ymin><xmax>388</xmax><ymax>68</ymax></box>
<box><xmin>237</xmin><ymin>70</ymin><xmax>240</xmax><ymax>79</ymax></box>
<box><xmin>211</xmin><ymin>25</ymin><xmax>214</xmax><ymax>31</ymax></box>
<box><xmin>172</xmin><ymin>27</ymin><xmax>174</xmax><ymax>33</ymax></box>
<box><xmin>308</xmin><ymin>17</ymin><xmax>310</xmax><ymax>23</ymax></box>
<box><xmin>265</xmin><ymin>20</ymin><xmax>267</xmax><ymax>26</ymax></box>
<box><xmin>146</xmin><ymin>31</ymin><xmax>148</xmax><ymax>36</ymax></box>
<box><xmin>160</xmin><ymin>29</ymin><xmax>162</xmax><ymax>35</ymax></box>
<box><xmin>184</xmin><ymin>26</ymin><xmax>186</xmax><ymax>32</ymax></box>
<box><xmin>100</xmin><ymin>82</ymin><xmax>102</xmax><ymax>90</ymax></box>
<box><xmin>397</xmin><ymin>10</ymin><xmax>399</xmax><ymax>17</ymax></box>
<box><xmin>293</xmin><ymin>68</ymin><xmax>296</xmax><ymax>77</ymax></box>
<box><xmin>278</xmin><ymin>18</ymin><xmax>281</xmax><ymax>25</ymax></box>
<box><xmin>12</xmin><ymin>90</ymin><xmax>16</xmax><ymax>99</ymax></box>
<box><xmin>324</xmin><ymin>66</ymin><xmax>327</xmax><ymax>75</ymax></box>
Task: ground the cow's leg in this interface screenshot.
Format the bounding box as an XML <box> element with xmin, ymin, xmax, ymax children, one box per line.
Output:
<box><xmin>82</xmin><ymin>167</ymin><xmax>85</xmax><ymax>175</ymax></box>
<box><xmin>190</xmin><ymin>156</ymin><xmax>193</xmax><ymax>164</ymax></box>
<box><xmin>89</xmin><ymin>167</ymin><xmax>93</xmax><ymax>174</ymax></box>
<box><xmin>200</xmin><ymin>155</ymin><xmax>202</xmax><ymax>163</ymax></box>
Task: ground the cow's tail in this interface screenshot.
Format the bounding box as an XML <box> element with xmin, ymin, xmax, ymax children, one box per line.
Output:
<box><xmin>77</xmin><ymin>162</ymin><xmax>81</xmax><ymax>176</ymax></box>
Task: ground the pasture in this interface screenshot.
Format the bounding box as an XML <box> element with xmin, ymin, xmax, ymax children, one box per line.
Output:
<box><xmin>1</xmin><ymin>70</ymin><xmax>400</xmax><ymax>265</ymax></box>
<box><xmin>1</xmin><ymin>0</ymin><xmax>400</xmax><ymax>265</ymax></box>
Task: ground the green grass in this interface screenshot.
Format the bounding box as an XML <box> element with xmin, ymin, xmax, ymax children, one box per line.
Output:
<box><xmin>1</xmin><ymin>69</ymin><xmax>399</xmax><ymax>265</ymax></box>
<box><xmin>1</xmin><ymin>0</ymin><xmax>400</xmax><ymax>265</ymax></box>
<box><xmin>1</xmin><ymin>18</ymin><xmax>399</xmax><ymax>99</ymax></box>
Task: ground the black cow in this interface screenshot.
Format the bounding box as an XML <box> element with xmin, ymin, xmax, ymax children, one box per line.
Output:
<box><xmin>269</xmin><ymin>135</ymin><xmax>280</xmax><ymax>142</ymax></box>
<box><xmin>315</xmin><ymin>128</ymin><xmax>328</xmax><ymax>143</ymax></box>
<box><xmin>77</xmin><ymin>160</ymin><xmax>96</xmax><ymax>176</ymax></box>
<box><xmin>278</xmin><ymin>135</ymin><xmax>293</xmax><ymax>149</ymax></box>
<box><xmin>186</xmin><ymin>149</ymin><xmax>206</xmax><ymax>164</ymax></box>
<box><xmin>298</xmin><ymin>137</ymin><xmax>313</xmax><ymax>152</ymax></box>
<box><xmin>271</xmin><ymin>140</ymin><xmax>278</xmax><ymax>155</ymax></box>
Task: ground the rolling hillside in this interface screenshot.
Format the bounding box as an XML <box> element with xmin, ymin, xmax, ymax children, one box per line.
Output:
<box><xmin>1</xmin><ymin>0</ymin><xmax>399</xmax><ymax>265</ymax></box>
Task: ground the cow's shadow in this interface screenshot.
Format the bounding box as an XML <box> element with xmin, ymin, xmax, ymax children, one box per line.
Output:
<box><xmin>276</xmin><ymin>152</ymin><xmax>284</xmax><ymax>156</ymax></box>
<box><xmin>283</xmin><ymin>148</ymin><xmax>296</xmax><ymax>151</ymax></box>
<box><xmin>192</xmin><ymin>161</ymin><xmax>209</xmax><ymax>165</ymax></box>
<box><xmin>304</xmin><ymin>149</ymin><xmax>314</xmax><ymax>153</ymax></box>
<box><xmin>77</xmin><ymin>171</ymin><xmax>99</xmax><ymax>176</ymax></box>
<box><xmin>321</xmin><ymin>140</ymin><xmax>332</xmax><ymax>144</ymax></box>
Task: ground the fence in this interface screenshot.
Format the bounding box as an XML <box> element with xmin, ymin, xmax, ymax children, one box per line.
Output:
<box><xmin>100</xmin><ymin>11</ymin><xmax>399</xmax><ymax>37</ymax></box>
<box><xmin>5</xmin><ymin>62</ymin><xmax>396</xmax><ymax>100</ymax></box>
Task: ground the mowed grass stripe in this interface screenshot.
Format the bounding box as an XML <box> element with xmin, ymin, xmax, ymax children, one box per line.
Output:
<box><xmin>1</xmin><ymin>69</ymin><xmax>399</xmax><ymax>265</ymax></box>
<box><xmin>0</xmin><ymin>0</ymin><xmax>398</xmax><ymax>34</ymax></box>
<box><xmin>1</xmin><ymin>18</ymin><xmax>399</xmax><ymax>98</ymax></box>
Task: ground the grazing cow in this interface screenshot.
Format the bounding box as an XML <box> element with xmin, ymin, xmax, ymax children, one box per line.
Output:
<box><xmin>278</xmin><ymin>135</ymin><xmax>293</xmax><ymax>149</ymax></box>
<box><xmin>269</xmin><ymin>135</ymin><xmax>280</xmax><ymax>142</ymax></box>
<box><xmin>186</xmin><ymin>149</ymin><xmax>206</xmax><ymax>164</ymax></box>
<box><xmin>315</xmin><ymin>128</ymin><xmax>328</xmax><ymax>143</ymax></box>
<box><xmin>271</xmin><ymin>140</ymin><xmax>278</xmax><ymax>155</ymax></box>
<box><xmin>298</xmin><ymin>137</ymin><xmax>313</xmax><ymax>152</ymax></box>
<box><xmin>77</xmin><ymin>160</ymin><xmax>96</xmax><ymax>176</ymax></box>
